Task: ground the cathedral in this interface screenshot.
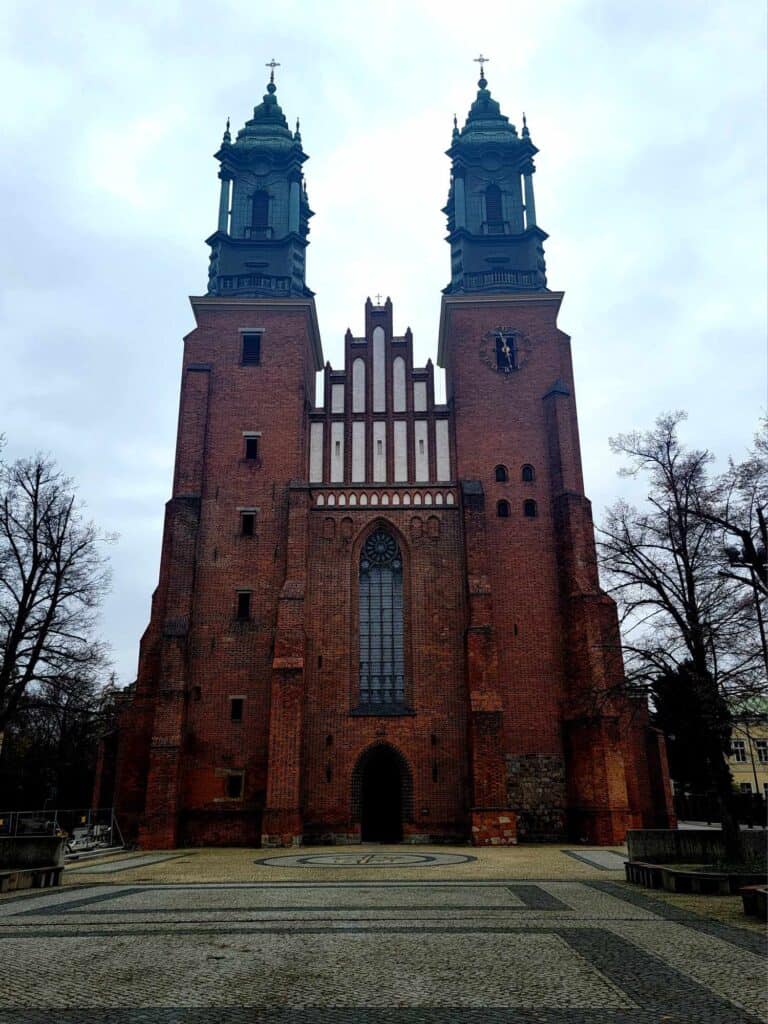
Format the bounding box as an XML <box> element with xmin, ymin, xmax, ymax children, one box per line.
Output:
<box><xmin>101</xmin><ymin>63</ymin><xmax>676</xmax><ymax>848</ymax></box>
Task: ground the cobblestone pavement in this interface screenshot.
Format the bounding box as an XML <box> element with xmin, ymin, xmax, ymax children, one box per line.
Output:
<box><xmin>0</xmin><ymin>871</ymin><xmax>765</xmax><ymax>1023</ymax></box>
<box><xmin>61</xmin><ymin>843</ymin><xmax>631</xmax><ymax>884</ymax></box>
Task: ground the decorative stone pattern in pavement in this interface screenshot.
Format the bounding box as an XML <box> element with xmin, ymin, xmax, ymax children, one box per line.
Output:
<box><xmin>563</xmin><ymin>849</ymin><xmax>627</xmax><ymax>871</ymax></box>
<box><xmin>255</xmin><ymin>852</ymin><xmax>476</xmax><ymax>867</ymax></box>
<box><xmin>0</xmin><ymin>880</ymin><xmax>763</xmax><ymax>1022</ymax></box>
<box><xmin>71</xmin><ymin>853</ymin><xmax>188</xmax><ymax>874</ymax></box>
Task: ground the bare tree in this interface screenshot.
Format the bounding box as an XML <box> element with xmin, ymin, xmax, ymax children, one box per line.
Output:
<box><xmin>0</xmin><ymin>454</ymin><xmax>112</xmax><ymax>757</ymax></box>
<box><xmin>598</xmin><ymin>412</ymin><xmax>757</xmax><ymax>859</ymax></box>
<box><xmin>693</xmin><ymin>422</ymin><xmax>768</xmax><ymax>679</ymax></box>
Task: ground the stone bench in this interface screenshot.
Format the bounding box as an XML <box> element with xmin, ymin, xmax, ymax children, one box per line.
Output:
<box><xmin>627</xmin><ymin>857</ymin><xmax>765</xmax><ymax>896</ymax></box>
<box><xmin>659</xmin><ymin>866</ymin><xmax>731</xmax><ymax>895</ymax></box>
<box><xmin>0</xmin><ymin>864</ymin><xmax>64</xmax><ymax>893</ymax></box>
<box><xmin>740</xmin><ymin>885</ymin><xmax>768</xmax><ymax>921</ymax></box>
<box><xmin>625</xmin><ymin>860</ymin><xmax>664</xmax><ymax>888</ymax></box>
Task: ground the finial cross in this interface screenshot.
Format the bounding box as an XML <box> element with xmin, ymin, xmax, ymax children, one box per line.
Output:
<box><xmin>374</xmin><ymin>293</ymin><xmax>383</xmax><ymax>305</ymax></box>
<box><xmin>474</xmin><ymin>53</ymin><xmax>490</xmax><ymax>76</ymax></box>
<box><xmin>266</xmin><ymin>58</ymin><xmax>281</xmax><ymax>82</ymax></box>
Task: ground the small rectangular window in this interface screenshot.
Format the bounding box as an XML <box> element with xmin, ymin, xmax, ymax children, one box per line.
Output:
<box><xmin>241</xmin><ymin>333</ymin><xmax>261</xmax><ymax>365</ymax></box>
<box><xmin>226</xmin><ymin>773</ymin><xmax>244</xmax><ymax>799</ymax></box>
<box><xmin>739</xmin><ymin>782</ymin><xmax>753</xmax><ymax>794</ymax></box>
<box><xmin>236</xmin><ymin>591</ymin><xmax>251</xmax><ymax>620</ymax></box>
<box><xmin>755</xmin><ymin>739</ymin><xmax>768</xmax><ymax>764</ymax></box>
<box><xmin>241</xmin><ymin>511</ymin><xmax>256</xmax><ymax>536</ymax></box>
<box><xmin>731</xmin><ymin>740</ymin><xmax>747</xmax><ymax>763</ymax></box>
<box><xmin>244</xmin><ymin>436</ymin><xmax>259</xmax><ymax>460</ymax></box>
<box><xmin>230</xmin><ymin>698</ymin><xmax>244</xmax><ymax>722</ymax></box>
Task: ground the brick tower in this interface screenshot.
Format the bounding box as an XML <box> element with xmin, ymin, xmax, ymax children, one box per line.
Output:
<box><xmin>105</xmin><ymin>65</ymin><xmax>675</xmax><ymax>848</ymax></box>
<box><xmin>438</xmin><ymin>66</ymin><xmax>673</xmax><ymax>843</ymax></box>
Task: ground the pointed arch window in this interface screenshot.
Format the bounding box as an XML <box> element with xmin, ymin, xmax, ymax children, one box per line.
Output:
<box><xmin>359</xmin><ymin>529</ymin><xmax>405</xmax><ymax>708</ymax></box>
<box><xmin>485</xmin><ymin>184</ymin><xmax>503</xmax><ymax>231</ymax></box>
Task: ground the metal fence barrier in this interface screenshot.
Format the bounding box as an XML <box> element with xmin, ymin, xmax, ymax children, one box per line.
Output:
<box><xmin>0</xmin><ymin>808</ymin><xmax>123</xmax><ymax>854</ymax></box>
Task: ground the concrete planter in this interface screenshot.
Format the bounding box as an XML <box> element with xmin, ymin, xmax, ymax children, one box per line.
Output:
<box><xmin>0</xmin><ymin>836</ymin><xmax>65</xmax><ymax>869</ymax></box>
<box><xmin>626</xmin><ymin>828</ymin><xmax>767</xmax><ymax>870</ymax></box>
<box><xmin>0</xmin><ymin>836</ymin><xmax>66</xmax><ymax>893</ymax></box>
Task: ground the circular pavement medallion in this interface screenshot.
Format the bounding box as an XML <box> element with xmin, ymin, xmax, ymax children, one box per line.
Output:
<box><xmin>254</xmin><ymin>852</ymin><xmax>476</xmax><ymax>868</ymax></box>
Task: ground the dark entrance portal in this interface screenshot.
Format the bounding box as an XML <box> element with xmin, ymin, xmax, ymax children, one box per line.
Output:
<box><xmin>360</xmin><ymin>746</ymin><xmax>403</xmax><ymax>842</ymax></box>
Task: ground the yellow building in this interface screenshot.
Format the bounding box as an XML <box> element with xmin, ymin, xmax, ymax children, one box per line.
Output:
<box><xmin>729</xmin><ymin>715</ymin><xmax>768</xmax><ymax>798</ymax></box>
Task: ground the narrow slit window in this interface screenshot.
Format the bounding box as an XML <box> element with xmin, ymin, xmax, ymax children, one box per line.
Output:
<box><xmin>523</xmin><ymin>499</ymin><xmax>537</xmax><ymax>518</ymax></box>
<box><xmin>522</xmin><ymin>464</ymin><xmax>535</xmax><ymax>482</ymax></box>
<box><xmin>497</xmin><ymin>499</ymin><xmax>510</xmax><ymax>518</ymax></box>
<box><xmin>230</xmin><ymin>698</ymin><xmax>244</xmax><ymax>722</ymax></box>
<box><xmin>244</xmin><ymin>436</ymin><xmax>259</xmax><ymax>460</ymax></box>
<box><xmin>241</xmin><ymin>511</ymin><xmax>256</xmax><ymax>536</ymax></box>
<box><xmin>236</xmin><ymin>591</ymin><xmax>251</xmax><ymax>620</ymax></box>
<box><xmin>241</xmin><ymin>333</ymin><xmax>261</xmax><ymax>365</ymax></box>
<box><xmin>226</xmin><ymin>773</ymin><xmax>244</xmax><ymax>799</ymax></box>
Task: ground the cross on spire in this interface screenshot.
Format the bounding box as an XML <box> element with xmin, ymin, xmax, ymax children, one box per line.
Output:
<box><xmin>266</xmin><ymin>58</ymin><xmax>281</xmax><ymax>83</ymax></box>
<box><xmin>374</xmin><ymin>293</ymin><xmax>383</xmax><ymax>305</ymax></box>
<box><xmin>473</xmin><ymin>53</ymin><xmax>490</xmax><ymax>81</ymax></box>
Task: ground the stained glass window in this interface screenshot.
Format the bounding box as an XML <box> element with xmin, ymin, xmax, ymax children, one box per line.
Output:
<box><xmin>359</xmin><ymin>529</ymin><xmax>405</xmax><ymax>706</ymax></box>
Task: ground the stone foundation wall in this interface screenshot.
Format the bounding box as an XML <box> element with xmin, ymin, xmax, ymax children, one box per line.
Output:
<box><xmin>506</xmin><ymin>753</ymin><xmax>567</xmax><ymax>840</ymax></box>
<box><xmin>470</xmin><ymin>809</ymin><xmax>517</xmax><ymax>845</ymax></box>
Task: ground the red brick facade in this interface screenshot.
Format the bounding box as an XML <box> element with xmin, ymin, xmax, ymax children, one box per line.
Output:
<box><xmin>104</xmin><ymin>288</ymin><xmax>675</xmax><ymax>849</ymax></box>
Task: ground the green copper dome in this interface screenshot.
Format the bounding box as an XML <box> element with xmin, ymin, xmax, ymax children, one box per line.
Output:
<box><xmin>456</xmin><ymin>74</ymin><xmax>519</xmax><ymax>145</ymax></box>
<box><xmin>234</xmin><ymin>78</ymin><xmax>296</xmax><ymax>147</ymax></box>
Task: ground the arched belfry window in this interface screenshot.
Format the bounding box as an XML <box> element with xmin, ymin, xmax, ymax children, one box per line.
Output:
<box><xmin>359</xmin><ymin>529</ymin><xmax>405</xmax><ymax>708</ymax></box>
<box><xmin>485</xmin><ymin>184</ymin><xmax>503</xmax><ymax>230</ymax></box>
<box><xmin>251</xmin><ymin>190</ymin><xmax>269</xmax><ymax>232</ymax></box>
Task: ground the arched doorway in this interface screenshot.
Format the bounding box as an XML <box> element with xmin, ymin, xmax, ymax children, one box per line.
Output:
<box><xmin>355</xmin><ymin>744</ymin><xmax>410</xmax><ymax>842</ymax></box>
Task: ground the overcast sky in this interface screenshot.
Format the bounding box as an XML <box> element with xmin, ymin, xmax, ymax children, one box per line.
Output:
<box><xmin>1</xmin><ymin>0</ymin><xmax>766</xmax><ymax>685</ymax></box>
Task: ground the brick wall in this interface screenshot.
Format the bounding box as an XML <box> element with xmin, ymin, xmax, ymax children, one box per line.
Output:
<box><xmin>107</xmin><ymin>290</ymin><xmax>675</xmax><ymax>849</ymax></box>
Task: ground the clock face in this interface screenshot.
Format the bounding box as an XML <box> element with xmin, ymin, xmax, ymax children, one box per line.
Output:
<box><xmin>478</xmin><ymin>328</ymin><xmax>532</xmax><ymax>375</ymax></box>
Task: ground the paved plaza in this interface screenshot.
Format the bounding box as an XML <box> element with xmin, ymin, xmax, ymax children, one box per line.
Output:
<box><xmin>0</xmin><ymin>846</ymin><xmax>765</xmax><ymax>1022</ymax></box>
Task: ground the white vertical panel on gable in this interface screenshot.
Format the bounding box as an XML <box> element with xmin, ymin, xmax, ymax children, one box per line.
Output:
<box><xmin>435</xmin><ymin>419</ymin><xmax>450</xmax><ymax>481</ymax></box>
<box><xmin>330</xmin><ymin>421</ymin><xmax>344</xmax><ymax>482</ymax></box>
<box><xmin>309</xmin><ymin>422</ymin><xmax>324</xmax><ymax>482</ymax></box>
<box><xmin>352</xmin><ymin>359</ymin><xmax>366</xmax><ymax>413</ymax></box>
<box><xmin>352</xmin><ymin>421</ymin><xmax>366</xmax><ymax>482</ymax></box>
<box><xmin>413</xmin><ymin>380</ymin><xmax>427</xmax><ymax>412</ymax></box>
<box><xmin>373</xmin><ymin>326</ymin><xmax>386</xmax><ymax>412</ymax></box>
<box><xmin>394</xmin><ymin>420</ymin><xmax>408</xmax><ymax>482</ymax></box>
<box><xmin>373</xmin><ymin>421</ymin><xmax>387</xmax><ymax>482</ymax></box>
<box><xmin>414</xmin><ymin>420</ymin><xmax>429</xmax><ymax>481</ymax></box>
<box><xmin>331</xmin><ymin>383</ymin><xmax>344</xmax><ymax>413</ymax></box>
<box><xmin>393</xmin><ymin>356</ymin><xmax>406</xmax><ymax>412</ymax></box>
